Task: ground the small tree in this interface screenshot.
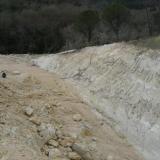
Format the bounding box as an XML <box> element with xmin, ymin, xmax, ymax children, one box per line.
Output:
<box><xmin>75</xmin><ymin>10</ymin><xmax>99</xmax><ymax>42</ymax></box>
<box><xmin>154</xmin><ymin>11</ymin><xmax>160</xmax><ymax>32</ymax></box>
<box><xmin>102</xmin><ymin>3</ymin><xmax>131</xmax><ymax>41</ymax></box>
<box><xmin>143</xmin><ymin>0</ymin><xmax>153</xmax><ymax>36</ymax></box>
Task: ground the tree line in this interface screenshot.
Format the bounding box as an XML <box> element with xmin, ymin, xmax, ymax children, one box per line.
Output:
<box><xmin>0</xmin><ymin>0</ymin><xmax>160</xmax><ymax>54</ymax></box>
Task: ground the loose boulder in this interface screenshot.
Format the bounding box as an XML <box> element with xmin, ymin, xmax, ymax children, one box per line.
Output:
<box><xmin>24</xmin><ymin>107</ymin><xmax>34</xmax><ymax>117</ymax></box>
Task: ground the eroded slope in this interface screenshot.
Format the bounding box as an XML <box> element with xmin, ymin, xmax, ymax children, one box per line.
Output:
<box><xmin>0</xmin><ymin>55</ymin><xmax>142</xmax><ymax>160</ymax></box>
<box><xmin>34</xmin><ymin>42</ymin><xmax>160</xmax><ymax>160</ymax></box>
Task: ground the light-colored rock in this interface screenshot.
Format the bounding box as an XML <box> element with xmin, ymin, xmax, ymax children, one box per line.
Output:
<box><xmin>72</xmin><ymin>143</ymin><xmax>92</xmax><ymax>160</ymax></box>
<box><xmin>68</xmin><ymin>152</ymin><xmax>81</xmax><ymax>160</ymax></box>
<box><xmin>60</xmin><ymin>137</ymin><xmax>74</xmax><ymax>147</ymax></box>
<box><xmin>24</xmin><ymin>107</ymin><xmax>34</xmax><ymax>117</ymax></box>
<box><xmin>47</xmin><ymin>139</ymin><xmax>59</xmax><ymax>147</ymax></box>
<box><xmin>88</xmin><ymin>142</ymin><xmax>97</xmax><ymax>151</ymax></box>
<box><xmin>29</xmin><ymin>116</ymin><xmax>41</xmax><ymax>125</ymax></box>
<box><xmin>73</xmin><ymin>114</ymin><xmax>82</xmax><ymax>122</ymax></box>
<box><xmin>38</xmin><ymin>123</ymin><xmax>57</xmax><ymax>140</ymax></box>
<box><xmin>13</xmin><ymin>71</ymin><xmax>21</xmax><ymax>75</ymax></box>
<box><xmin>72</xmin><ymin>143</ymin><xmax>86</xmax><ymax>155</ymax></box>
<box><xmin>48</xmin><ymin>148</ymin><xmax>63</xmax><ymax>159</ymax></box>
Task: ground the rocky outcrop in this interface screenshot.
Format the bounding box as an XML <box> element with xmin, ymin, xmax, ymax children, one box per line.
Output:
<box><xmin>34</xmin><ymin>42</ymin><xmax>160</xmax><ymax>160</ymax></box>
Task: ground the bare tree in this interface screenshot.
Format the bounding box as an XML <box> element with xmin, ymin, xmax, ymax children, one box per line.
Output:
<box><xmin>102</xmin><ymin>2</ymin><xmax>131</xmax><ymax>41</ymax></box>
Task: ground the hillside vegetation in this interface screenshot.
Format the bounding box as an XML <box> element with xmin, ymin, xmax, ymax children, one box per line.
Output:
<box><xmin>0</xmin><ymin>0</ymin><xmax>160</xmax><ymax>54</ymax></box>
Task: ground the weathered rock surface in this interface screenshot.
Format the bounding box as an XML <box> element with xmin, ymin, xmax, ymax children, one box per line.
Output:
<box><xmin>34</xmin><ymin>42</ymin><xmax>160</xmax><ymax>160</ymax></box>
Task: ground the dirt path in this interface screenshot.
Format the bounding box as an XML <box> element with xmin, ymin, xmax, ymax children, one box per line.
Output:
<box><xmin>0</xmin><ymin>55</ymin><xmax>143</xmax><ymax>160</ymax></box>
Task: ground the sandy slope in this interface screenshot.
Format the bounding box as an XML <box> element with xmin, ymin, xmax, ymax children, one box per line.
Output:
<box><xmin>0</xmin><ymin>55</ymin><xmax>143</xmax><ymax>160</ymax></box>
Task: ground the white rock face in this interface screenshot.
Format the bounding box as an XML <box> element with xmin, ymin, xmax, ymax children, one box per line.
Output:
<box><xmin>34</xmin><ymin>42</ymin><xmax>160</xmax><ymax>160</ymax></box>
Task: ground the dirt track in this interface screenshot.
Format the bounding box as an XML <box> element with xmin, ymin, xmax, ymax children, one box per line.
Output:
<box><xmin>0</xmin><ymin>55</ymin><xmax>143</xmax><ymax>160</ymax></box>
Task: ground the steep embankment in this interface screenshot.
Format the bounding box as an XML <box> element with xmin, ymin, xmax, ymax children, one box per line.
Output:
<box><xmin>34</xmin><ymin>42</ymin><xmax>160</xmax><ymax>160</ymax></box>
<box><xmin>0</xmin><ymin>55</ymin><xmax>143</xmax><ymax>160</ymax></box>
